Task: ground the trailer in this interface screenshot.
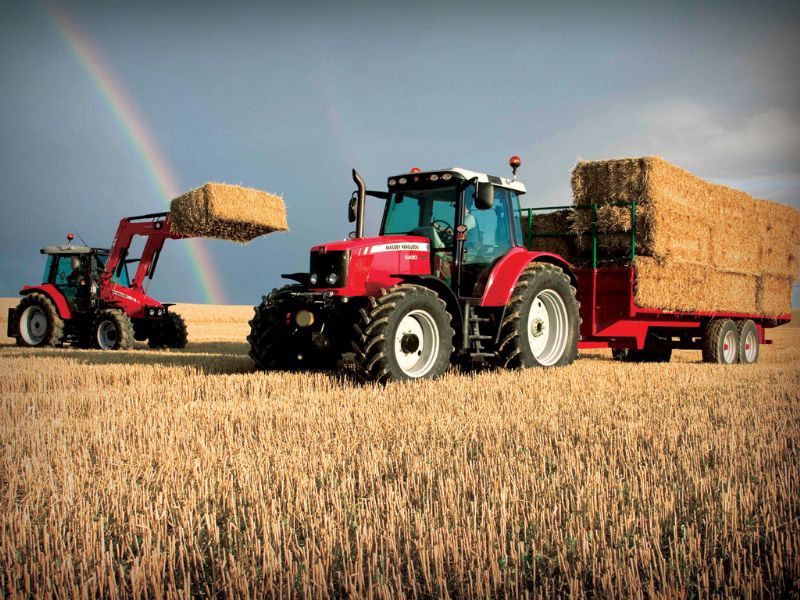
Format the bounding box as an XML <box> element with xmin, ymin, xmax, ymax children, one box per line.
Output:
<box><xmin>520</xmin><ymin>203</ymin><xmax>791</xmax><ymax>365</ymax></box>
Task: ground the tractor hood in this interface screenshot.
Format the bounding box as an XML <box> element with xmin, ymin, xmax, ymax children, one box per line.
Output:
<box><xmin>311</xmin><ymin>235</ymin><xmax>430</xmax><ymax>256</ymax></box>
<box><xmin>308</xmin><ymin>235</ymin><xmax>432</xmax><ymax>295</ymax></box>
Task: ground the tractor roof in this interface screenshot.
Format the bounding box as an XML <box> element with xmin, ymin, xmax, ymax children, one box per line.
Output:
<box><xmin>40</xmin><ymin>245</ymin><xmax>92</xmax><ymax>255</ymax></box>
<box><xmin>388</xmin><ymin>167</ymin><xmax>526</xmax><ymax>194</ymax></box>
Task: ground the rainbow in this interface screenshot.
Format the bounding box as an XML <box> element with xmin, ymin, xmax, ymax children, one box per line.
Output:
<box><xmin>40</xmin><ymin>0</ymin><xmax>228</xmax><ymax>305</ymax></box>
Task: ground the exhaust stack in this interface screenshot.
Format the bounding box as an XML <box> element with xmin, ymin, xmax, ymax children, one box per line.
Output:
<box><xmin>352</xmin><ymin>169</ymin><xmax>366</xmax><ymax>239</ymax></box>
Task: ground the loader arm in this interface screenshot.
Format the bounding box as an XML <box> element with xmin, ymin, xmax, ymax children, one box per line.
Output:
<box><xmin>100</xmin><ymin>212</ymin><xmax>188</xmax><ymax>298</ymax></box>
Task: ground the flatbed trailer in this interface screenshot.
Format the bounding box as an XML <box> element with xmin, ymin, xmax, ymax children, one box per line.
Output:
<box><xmin>520</xmin><ymin>203</ymin><xmax>791</xmax><ymax>363</ymax></box>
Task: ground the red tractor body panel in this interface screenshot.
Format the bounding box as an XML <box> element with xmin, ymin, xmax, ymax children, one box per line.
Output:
<box><xmin>309</xmin><ymin>235</ymin><xmax>432</xmax><ymax>296</ymax></box>
<box><xmin>101</xmin><ymin>282</ymin><xmax>166</xmax><ymax>319</ymax></box>
<box><xmin>479</xmin><ymin>247</ymin><xmax>573</xmax><ymax>307</ymax></box>
<box><xmin>20</xmin><ymin>284</ymin><xmax>74</xmax><ymax>319</ymax></box>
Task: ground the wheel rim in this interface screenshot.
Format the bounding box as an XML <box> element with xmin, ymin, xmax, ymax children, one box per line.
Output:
<box><xmin>527</xmin><ymin>289</ymin><xmax>569</xmax><ymax>366</ymax></box>
<box><xmin>394</xmin><ymin>309</ymin><xmax>440</xmax><ymax>377</ymax></box>
<box><xmin>97</xmin><ymin>320</ymin><xmax>119</xmax><ymax>350</ymax></box>
<box><xmin>722</xmin><ymin>330</ymin><xmax>737</xmax><ymax>364</ymax></box>
<box><xmin>744</xmin><ymin>330</ymin><xmax>757</xmax><ymax>363</ymax></box>
<box><xmin>20</xmin><ymin>306</ymin><xmax>48</xmax><ymax>345</ymax></box>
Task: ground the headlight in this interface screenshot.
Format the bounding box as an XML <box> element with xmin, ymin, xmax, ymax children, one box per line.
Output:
<box><xmin>388</xmin><ymin>178</ymin><xmax>396</xmax><ymax>186</ymax></box>
<box><xmin>309</xmin><ymin>273</ymin><xmax>318</xmax><ymax>285</ymax></box>
<box><xmin>326</xmin><ymin>272</ymin><xmax>338</xmax><ymax>285</ymax></box>
<box><xmin>399</xmin><ymin>177</ymin><xmax>407</xmax><ymax>184</ymax></box>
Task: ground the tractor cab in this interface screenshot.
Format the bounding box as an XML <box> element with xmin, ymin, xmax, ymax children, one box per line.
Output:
<box><xmin>380</xmin><ymin>166</ymin><xmax>526</xmax><ymax>298</ymax></box>
<box><xmin>38</xmin><ymin>237</ymin><xmax>129</xmax><ymax>314</ymax></box>
<box><xmin>40</xmin><ymin>242</ymin><xmax>98</xmax><ymax>313</ymax></box>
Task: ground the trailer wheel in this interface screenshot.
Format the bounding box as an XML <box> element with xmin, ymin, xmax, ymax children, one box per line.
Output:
<box><xmin>497</xmin><ymin>263</ymin><xmax>580</xmax><ymax>368</ymax></box>
<box><xmin>352</xmin><ymin>284</ymin><xmax>454</xmax><ymax>383</ymax></box>
<box><xmin>14</xmin><ymin>293</ymin><xmax>65</xmax><ymax>347</ymax></box>
<box><xmin>93</xmin><ymin>309</ymin><xmax>134</xmax><ymax>350</ymax></box>
<box><xmin>737</xmin><ymin>320</ymin><xmax>759</xmax><ymax>364</ymax></box>
<box><xmin>148</xmin><ymin>313</ymin><xmax>188</xmax><ymax>349</ymax></box>
<box><xmin>702</xmin><ymin>319</ymin><xmax>739</xmax><ymax>364</ymax></box>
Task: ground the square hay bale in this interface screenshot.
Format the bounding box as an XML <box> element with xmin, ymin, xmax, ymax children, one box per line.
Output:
<box><xmin>756</xmin><ymin>276</ymin><xmax>793</xmax><ymax>316</ymax></box>
<box><xmin>520</xmin><ymin>209</ymin><xmax>575</xmax><ymax>258</ymax></box>
<box><xmin>571</xmin><ymin>156</ymin><xmax>800</xmax><ymax>277</ymax></box>
<box><xmin>170</xmin><ymin>183</ymin><xmax>288</xmax><ymax>242</ymax></box>
<box><xmin>634</xmin><ymin>257</ymin><xmax>759</xmax><ymax>314</ymax></box>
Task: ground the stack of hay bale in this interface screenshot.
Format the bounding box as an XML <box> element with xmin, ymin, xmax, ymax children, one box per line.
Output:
<box><xmin>170</xmin><ymin>182</ymin><xmax>288</xmax><ymax>242</ymax></box>
<box><xmin>526</xmin><ymin>157</ymin><xmax>800</xmax><ymax>315</ymax></box>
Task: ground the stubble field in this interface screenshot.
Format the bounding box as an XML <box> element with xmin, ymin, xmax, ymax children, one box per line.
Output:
<box><xmin>1</xmin><ymin>299</ymin><xmax>798</xmax><ymax>598</ymax></box>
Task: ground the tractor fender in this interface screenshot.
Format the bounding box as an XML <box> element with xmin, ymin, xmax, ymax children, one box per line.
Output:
<box><xmin>20</xmin><ymin>284</ymin><xmax>73</xmax><ymax>319</ymax></box>
<box><xmin>480</xmin><ymin>248</ymin><xmax>575</xmax><ymax>307</ymax></box>
<box><xmin>391</xmin><ymin>274</ymin><xmax>463</xmax><ymax>328</ymax></box>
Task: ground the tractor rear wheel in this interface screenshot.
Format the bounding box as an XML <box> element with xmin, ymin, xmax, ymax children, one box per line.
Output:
<box><xmin>497</xmin><ymin>262</ymin><xmax>580</xmax><ymax>368</ymax></box>
<box><xmin>93</xmin><ymin>309</ymin><xmax>134</xmax><ymax>350</ymax></box>
<box><xmin>148</xmin><ymin>313</ymin><xmax>188</xmax><ymax>348</ymax></box>
<box><xmin>14</xmin><ymin>293</ymin><xmax>65</xmax><ymax>347</ymax></box>
<box><xmin>352</xmin><ymin>284</ymin><xmax>454</xmax><ymax>383</ymax></box>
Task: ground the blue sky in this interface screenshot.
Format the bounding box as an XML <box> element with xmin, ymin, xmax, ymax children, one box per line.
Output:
<box><xmin>1</xmin><ymin>0</ymin><xmax>798</xmax><ymax>305</ymax></box>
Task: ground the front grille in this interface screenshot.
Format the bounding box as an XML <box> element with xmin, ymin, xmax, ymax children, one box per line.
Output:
<box><xmin>309</xmin><ymin>250</ymin><xmax>350</xmax><ymax>288</ymax></box>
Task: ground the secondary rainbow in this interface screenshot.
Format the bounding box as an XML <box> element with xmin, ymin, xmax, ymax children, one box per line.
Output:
<box><xmin>40</xmin><ymin>0</ymin><xmax>227</xmax><ymax>305</ymax></box>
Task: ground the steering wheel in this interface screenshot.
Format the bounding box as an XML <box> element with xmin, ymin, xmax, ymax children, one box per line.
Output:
<box><xmin>431</xmin><ymin>219</ymin><xmax>454</xmax><ymax>246</ymax></box>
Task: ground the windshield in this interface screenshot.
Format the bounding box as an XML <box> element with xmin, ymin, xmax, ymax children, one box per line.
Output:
<box><xmin>381</xmin><ymin>187</ymin><xmax>458</xmax><ymax>249</ymax></box>
<box><xmin>95</xmin><ymin>254</ymin><xmax>131</xmax><ymax>287</ymax></box>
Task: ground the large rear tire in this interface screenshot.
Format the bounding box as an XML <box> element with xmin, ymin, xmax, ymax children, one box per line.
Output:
<box><xmin>148</xmin><ymin>313</ymin><xmax>188</xmax><ymax>349</ymax></box>
<box><xmin>352</xmin><ymin>284</ymin><xmax>454</xmax><ymax>383</ymax></box>
<box><xmin>497</xmin><ymin>263</ymin><xmax>580</xmax><ymax>368</ymax></box>
<box><xmin>702</xmin><ymin>319</ymin><xmax>739</xmax><ymax>364</ymax></box>
<box><xmin>14</xmin><ymin>293</ymin><xmax>65</xmax><ymax>348</ymax></box>
<box><xmin>93</xmin><ymin>309</ymin><xmax>134</xmax><ymax>350</ymax></box>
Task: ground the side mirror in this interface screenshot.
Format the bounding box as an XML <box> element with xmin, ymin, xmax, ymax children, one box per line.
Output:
<box><xmin>474</xmin><ymin>182</ymin><xmax>494</xmax><ymax>210</ymax></box>
<box><xmin>347</xmin><ymin>193</ymin><xmax>357</xmax><ymax>223</ymax></box>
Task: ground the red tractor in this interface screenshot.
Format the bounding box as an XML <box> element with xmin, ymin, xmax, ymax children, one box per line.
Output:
<box><xmin>8</xmin><ymin>212</ymin><xmax>188</xmax><ymax>350</ymax></box>
<box><xmin>248</xmin><ymin>158</ymin><xmax>582</xmax><ymax>382</ymax></box>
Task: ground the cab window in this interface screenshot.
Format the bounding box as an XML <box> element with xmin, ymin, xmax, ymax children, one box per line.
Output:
<box><xmin>95</xmin><ymin>254</ymin><xmax>131</xmax><ymax>287</ymax></box>
<box><xmin>464</xmin><ymin>187</ymin><xmax>514</xmax><ymax>264</ymax></box>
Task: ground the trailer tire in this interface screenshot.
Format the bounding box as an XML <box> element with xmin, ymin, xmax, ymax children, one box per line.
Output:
<box><xmin>148</xmin><ymin>313</ymin><xmax>188</xmax><ymax>349</ymax></box>
<box><xmin>14</xmin><ymin>293</ymin><xmax>65</xmax><ymax>347</ymax></box>
<box><xmin>93</xmin><ymin>309</ymin><xmax>134</xmax><ymax>350</ymax></box>
<box><xmin>702</xmin><ymin>319</ymin><xmax>739</xmax><ymax>364</ymax></box>
<box><xmin>352</xmin><ymin>284</ymin><xmax>454</xmax><ymax>383</ymax></box>
<box><xmin>497</xmin><ymin>262</ymin><xmax>580</xmax><ymax>369</ymax></box>
<box><xmin>737</xmin><ymin>320</ymin><xmax>759</xmax><ymax>364</ymax></box>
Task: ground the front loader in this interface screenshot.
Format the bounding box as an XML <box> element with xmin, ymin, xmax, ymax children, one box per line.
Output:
<box><xmin>9</xmin><ymin>212</ymin><xmax>189</xmax><ymax>350</ymax></box>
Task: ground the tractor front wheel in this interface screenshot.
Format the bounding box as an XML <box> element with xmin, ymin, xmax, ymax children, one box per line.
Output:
<box><xmin>93</xmin><ymin>309</ymin><xmax>134</xmax><ymax>350</ymax></box>
<box><xmin>148</xmin><ymin>313</ymin><xmax>188</xmax><ymax>348</ymax></box>
<box><xmin>248</xmin><ymin>286</ymin><xmax>302</xmax><ymax>370</ymax></box>
<box><xmin>14</xmin><ymin>293</ymin><xmax>65</xmax><ymax>347</ymax></box>
<box><xmin>352</xmin><ymin>284</ymin><xmax>454</xmax><ymax>383</ymax></box>
<box><xmin>497</xmin><ymin>262</ymin><xmax>580</xmax><ymax>368</ymax></box>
